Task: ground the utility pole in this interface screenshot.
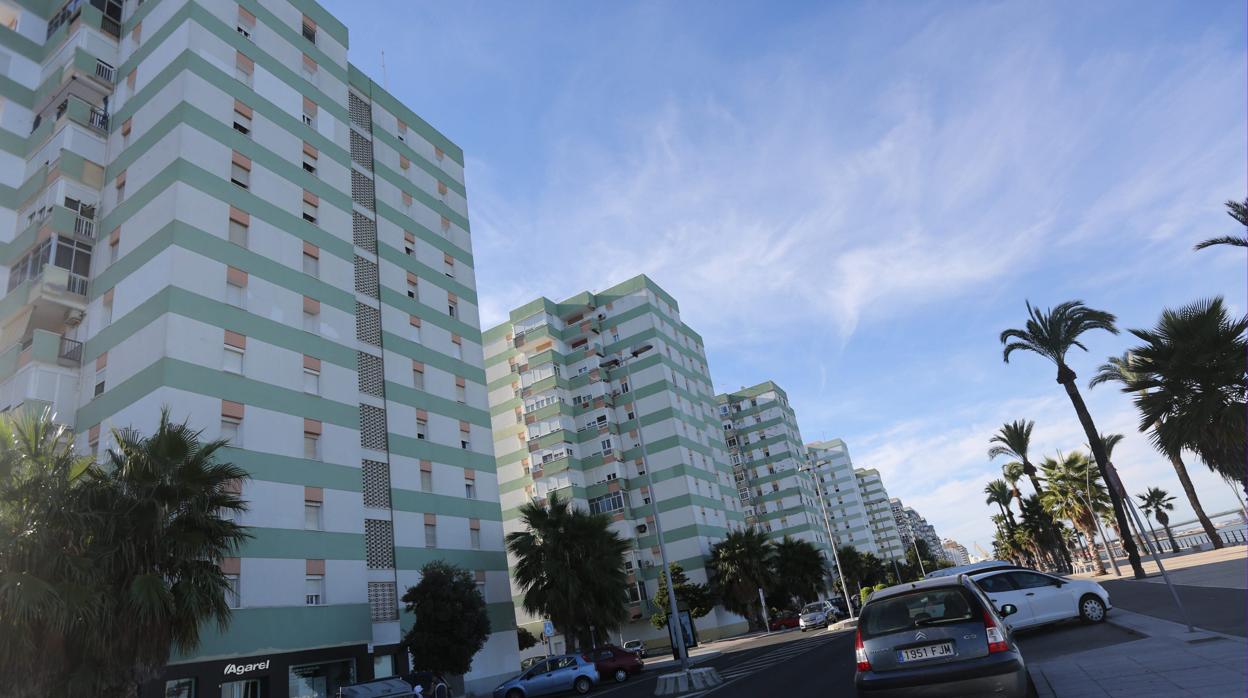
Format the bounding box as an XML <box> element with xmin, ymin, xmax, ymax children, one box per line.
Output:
<box><xmin>802</xmin><ymin>465</ymin><xmax>856</xmax><ymax>618</ymax></box>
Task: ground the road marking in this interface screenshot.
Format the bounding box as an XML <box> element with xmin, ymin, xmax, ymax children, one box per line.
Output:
<box><xmin>710</xmin><ymin>631</ymin><xmax>847</xmax><ymax>688</ymax></box>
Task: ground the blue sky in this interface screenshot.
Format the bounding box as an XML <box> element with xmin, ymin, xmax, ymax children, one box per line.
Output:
<box><xmin>322</xmin><ymin>1</ymin><xmax>1247</xmax><ymax>554</ymax></box>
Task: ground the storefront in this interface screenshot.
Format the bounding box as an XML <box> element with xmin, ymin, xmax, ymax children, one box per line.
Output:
<box><xmin>142</xmin><ymin>644</ymin><xmax>393</xmax><ymax>698</ymax></box>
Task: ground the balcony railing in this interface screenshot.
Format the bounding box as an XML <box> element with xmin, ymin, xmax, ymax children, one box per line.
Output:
<box><xmin>94</xmin><ymin>59</ymin><xmax>115</xmax><ymax>83</ymax></box>
<box><xmin>73</xmin><ymin>214</ymin><xmax>95</xmax><ymax>239</ymax></box>
<box><xmin>87</xmin><ymin>107</ymin><xmax>108</xmax><ymax>132</ymax></box>
<box><xmin>66</xmin><ymin>273</ymin><xmax>89</xmax><ymax>296</ymax></box>
<box><xmin>58</xmin><ymin>337</ymin><xmax>83</xmax><ymax>364</ymax></box>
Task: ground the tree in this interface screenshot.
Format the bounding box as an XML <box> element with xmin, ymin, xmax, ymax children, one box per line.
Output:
<box><xmin>769</xmin><ymin>537</ymin><xmax>828</xmax><ymax>609</ymax></box>
<box><xmin>516</xmin><ymin>627</ymin><xmax>539</xmax><ymax>652</ymax></box>
<box><xmin>1001</xmin><ymin>300</ymin><xmax>1146</xmax><ymax>577</ymax></box>
<box><xmin>1119</xmin><ymin>298</ymin><xmax>1247</xmax><ymax>498</ymax></box>
<box><xmin>650</xmin><ymin>562</ymin><xmax>713</xmax><ymax>629</ymax></box>
<box><xmin>989</xmin><ymin>420</ymin><xmax>1071</xmax><ymax>572</ymax></box>
<box><xmin>1138</xmin><ymin>487</ymin><xmax>1180</xmax><ymax>553</ymax></box>
<box><xmin>1193</xmin><ymin>198</ymin><xmax>1248</xmax><ymax>250</ymax></box>
<box><xmin>401</xmin><ymin>561</ymin><xmax>490</xmax><ymax>676</ymax></box>
<box><xmin>708</xmin><ymin>528</ymin><xmax>773</xmax><ymax>629</ymax></box>
<box><xmin>1040</xmin><ymin>452</ymin><xmax>1109</xmax><ymax>575</ymax></box>
<box><xmin>1091</xmin><ymin>351</ymin><xmax>1224</xmax><ymax>548</ymax></box>
<box><xmin>984</xmin><ymin>480</ymin><xmax>1016</xmax><ymax>529</ymax></box>
<box><xmin>0</xmin><ymin>407</ymin><xmax>250</xmax><ymax>697</ymax></box>
<box><xmin>505</xmin><ymin>492</ymin><xmax>630</xmax><ymax>649</ymax></box>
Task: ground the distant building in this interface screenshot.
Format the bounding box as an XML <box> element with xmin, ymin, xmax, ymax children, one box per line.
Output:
<box><xmin>942</xmin><ymin>539</ymin><xmax>971</xmax><ymax>566</ymax></box>
<box><xmin>854</xmin><ymin>469</ymin><xmax>906</xmax><ymax>560</ymax></box>
<box><xmin>806</xmin><ymin>439</ymin><xmax>881</xmax><ymax>558</ymax></box>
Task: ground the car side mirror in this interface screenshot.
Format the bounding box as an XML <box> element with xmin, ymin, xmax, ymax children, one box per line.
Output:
<box><xmin>1054</xmin><ymin>579</ymin><xmax>1065</xmax><ymax>587</ymax></box>
<box><xmin>999</xmin><ymin>603</ymin><xmax>1018</xmax><ymax>617</ymax></box>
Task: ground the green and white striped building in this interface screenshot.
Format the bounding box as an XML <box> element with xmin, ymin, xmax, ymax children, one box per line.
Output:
<box><xmin>484</xmin><ymin>275</ymin><xmax>750</xmax><ymax>650</ymax></box>
<box><xmin>805</xmin><ymin>438</ymin><xmax>882</xmax><ymax>558</ymax></box>
<box><xmin>716</xmin><ymin>381</ymin><xmax>831</xmax><ymax>558</ymax></box>
<box><xmin>0</xmin><ymin>0</ymin><xmax>516</xmax><ymax>695</ymax></box>
<box><xmin>856</xmin><ymin>468</ymin><xmax>907</xmax><ymax>561</ymax></box>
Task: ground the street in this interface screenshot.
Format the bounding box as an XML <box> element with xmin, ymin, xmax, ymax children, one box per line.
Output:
<box><xmin>590</xmin><ymin>619</ymin><xmax>1145</xmax><ymax>698</ymax></box>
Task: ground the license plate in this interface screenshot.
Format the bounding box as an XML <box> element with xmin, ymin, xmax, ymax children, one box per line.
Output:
<box><xmin>896</xmin><ymin>642</ymin><xmax>954</xmax><ymax>663</ymax></box>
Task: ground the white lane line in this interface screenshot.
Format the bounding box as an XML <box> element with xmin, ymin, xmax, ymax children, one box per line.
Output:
<box><xmin>699</xmin><ymin>633</ymin><xmax>844</xmax><ymax>696</ymax></box>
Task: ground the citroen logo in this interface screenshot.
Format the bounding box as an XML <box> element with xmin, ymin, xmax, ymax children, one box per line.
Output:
<box><xmin>915</xmin><ymin>631</ymin><xmax>927</xmax><ymax>640</ymax></box>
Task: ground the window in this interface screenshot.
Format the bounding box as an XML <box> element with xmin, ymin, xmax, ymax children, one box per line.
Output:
<box><xmin>443</xmin><ymin>258</ymin><xmax>454</xmax><ymax>278</ymax></box>
<box><xmin>465</xmin><ymin>480</ymin><xmax>476</xmax><ymax>499</ymax></box>
<box><xmin>230</xmin><ymin>161</ymin><xmax>249</xmax><ymax>189</ymax></box>
<box><xmin>305</xmin><ymin>575</ymin><xmax>324</xmax><ymax>605</ymax></box>
<box><xmin>221</xmin><ymin>417</ymin><xmax>240</xmax><ymax>445</ymax></box>
<box><xmin>223</xmin><ymin>346</ymin><xmax>244</xmax><ymax>374</ymax></box>
<box><xmin>228</xmin><ymin>218</ymin><xmax>248</xmax><ymax>247</ymax></box>
<box><xmin>302</xmin><ymin>17</ymin><xmax>316</xmax><ymax>43</ymax></box>
<box><xmin>303</xmin><ymin>199</ymin><xmax>318</xmax><ymax>224</ymax></box>
<box><xmin>93</xmin><ymin>370</ymin><xmax>106</xmax><ymax>397</ymax></box>
<box><xmin>302</xmin><ymin>146</ymin><xmax>318</xmax><ymax>174</ymax></box>
<box><xmin>460</xmin><ymin>437</ymin><xmax>470</xmax><ymax>450</ymax></box>
<box><xmin>415</xmin><ymin>418</ymin><xmax>427</xmax><ymax>440</ymax></box>
<box><xmin>226</xmin><ymin>280</ymin><xmax>245</xmax><ymax>308</ymax></box>
<box><xmin>115</xmin><ymin>178</ymin><xmax>125</xmax><ymax>203</ymax></box>
<box><xmin>303</xmin><ymin>367</ymin><xmax>320</xmax><ymax>394</ymax></box>
<box><xmin>447</xmin><ymin>300</ymin><xmax>457</xmax><ymax>318</ymax></box>
<box><xmin>424</xmin><ymin>523</ymin><xmax>437</xmax><ymax>548</ymax></box>
<box><xmin>108</xmin><ymin>237</ymin><xmax>119</xmax><ymax>265</ymax></box>
<box><xmin>302</xmin><ymin>250</ymin><xmax>319</xmax><ymax>277</ymax></box>
<box><xmin>588</xmin><ymin>492</ymin><xmax>624</xmax><ymax>515</ymax></box>
<box><xmin>412</xmin><ymin>367</ymin><xmax>424</xmax><ymax>390</ymax></box>
<box><xmin>304</xmin><ymin>501</ymin><xmax>323</xmax><ymax>530</ymax></box>
<box><xmin>233</xmin><ymin>105</ymin><xmax>251</xmax><ymax>136</ymax></box>
<box><xmin>303</xmin><ymin>309</ymin><xmax>318</xmax><ymax>332</ymax></box>
<box><xmin>224</xmin><ymin>575</ymin><xmax>240</xmax><ymax>608</ymax></box>
<box><xmin>407</xmin><ymin>278</ymin><xmax>418</xmax><ymax>299</ymax></box>
<box><xmin>101</xmin><ymin>299</ymin><xmax>113</xmax><ymax>326</ymax></box>
<box><xmin>620</xmin><ymin>381</ymin><xmax>630</xmax><ymax>394</ymax></box>
<box><xmin>455</xmin><ymin>385</ymin><xmax>466</xmax><ymax>404</ymax></box>
<box><xmin>302</xmin><ymin>98</ymin><xmax>317</xmax><ymax>128</ymax></box>
<box><xmin>304</xmin><ymin>434</ymin><xmax>320</xmax><ymax>460</ymax></box>
<box><xmin>452</xmin><ymin>340</ymin><xmax>463</xmax><ymax>360</ymax></box>
<box><xmin>470</xmin><ymin>528</ymin><xmax>481</xmax><ymax>550</ymax></box>
<box><xmin>235</xmin><ymin>51</ymin><xmax>253</xmax><ymax>85</ymax></box>
<box><xmin>165</xmin><ymin>678</ymin><xmax>196</xmax><ymax>698</ymax></box>
<box><xmin>420</xmin><ymin>470</ymin><xmax>432</xmax><ymax>491</ymax></box>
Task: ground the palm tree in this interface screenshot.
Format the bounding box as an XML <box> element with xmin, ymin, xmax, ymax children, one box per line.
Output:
<box><xmin>1001</xmin><ymin>300</ymin><xmax>1146</xmax><ymax>577</ymax></box>
<box><xmin>984</xmin><ymin>479</ymin><xmax>1017</xmax><ymax>529</ymax></box>
<box><xmin>0</xmin><ymin>407</ymin><xmax>251</xmax><ymax>696</ymax></box>
<box><xmin>505</xmin><ymin>492</ymin><xmax>631</xmax><ymax>649</ymax></box>
<box><xmin>1040</xmin><ymin>452</ymin><xmax>1110</xmax><ymax>575</ymax></box>
<box><xmin>1001</xmin><ymin>462</ymin><xmax>1026</xmax><ymax>502</ymax></box>
<box><xmin>1091</xmin><ymin>352</ymin><xmax>1224</xmax><ymax>548</ymax></box>
<box><xmin>769</xmin><ymin>537</ymin><xmax>827</xmax><ymax>609</ymax></box>
<box><xmin>1121</xmin><ymin>298</ymin><xmax>1247</xmax><ymax>497</ymax></box>
<box><xmin>708</xmin><ymin>528</ymin><xmax>773</xmax><ymax>629</ymax></box>
<box><xmin>1138</xmin><ymin>487</ymin><xmax>1180</xmax><ymax>553</ymax></box>
<box><xmin>1193</xmin><ymin>198</ymin><xmax>1248</xmax><ymax>250</ymax></box>
<box><xmin>989</xmin><ymin>420</ymin><xmax>1071</xmax><ymax>572</ymax></box>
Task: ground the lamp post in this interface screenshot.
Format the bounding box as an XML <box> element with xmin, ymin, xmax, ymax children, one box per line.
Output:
<box><xmin>605</xmin><ymin>345</ymin><xmax>689</xmax><ymax>673</ymax></box>
<box><xmin>800</xmin><ymin>464</ymin><xmax>856</xmax><ymax>619</ymax></box>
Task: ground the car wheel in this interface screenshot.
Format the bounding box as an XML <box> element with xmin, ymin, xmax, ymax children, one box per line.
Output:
<box><xmin>573</xmin><ymin>676</ymin><xmax>592</xmax><ymax>694</ymax></box>
<box><xmin>506</xmin><ymin>690</ymin><xmax>524</xmax><ymax>698</ymax></box>
<box><xmin>613</xmin><ymin>668</ymin><xmax>627</xmax><ymax>683</ymax></box>
<box><xmin>1079</xmin><ymin>594</ymin><xmax>1107</xmax><ymax>623</ymax></box>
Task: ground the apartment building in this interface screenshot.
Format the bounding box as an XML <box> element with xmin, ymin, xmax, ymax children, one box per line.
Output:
<box><xmin>0</xmin><ymin>1</ymin><xmax>516</xmax><ymax>695</ymax></box>
<box><xmin>716</xmin><ymin>381</ymin><xmax>831</xmax><ymax>558</ymax></box>
<box><xmin>854</xmin><ymin>468</ymin><xmax>906</xmax><ymax>561</ymax></box>
<box><xmin>942</xmin><ymin>538</ymin><xmax>970</xmax><ymax>566</ymax></box>
<box><xmin>484</xmin><ymin>275</ymin><xmax>749</xmax><ymax>648</ymax></box>
<box><xmin>895</xmin><ymin>501</ymin><xmax>945</xmax><ymax>562</ymax></box>
<box><xmin>805</xmin><ymin>439</ymin><xmax>881</xmax><ymax>558</ymax></box>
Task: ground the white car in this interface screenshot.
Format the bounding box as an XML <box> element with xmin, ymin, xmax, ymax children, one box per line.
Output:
<box><xmin>798</xmin><ymin>601</ymin><xmax>835</xmax><ymax>631</ymax></box>
<box><xmin>970</xmin><ymin>568</ymin><xmax>1112</xmax><ymax>630</ymax></box>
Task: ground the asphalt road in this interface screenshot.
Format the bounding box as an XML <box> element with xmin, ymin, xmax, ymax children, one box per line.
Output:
<box><xmin>589</xmin><ymin>619</ymin><xmax>1143</xmax><ymax>698</ymax></box>
<box><xmin>1100</xmin><ymin>579</ymin><xmax>1247</xmax><ymax>636</ymax></box>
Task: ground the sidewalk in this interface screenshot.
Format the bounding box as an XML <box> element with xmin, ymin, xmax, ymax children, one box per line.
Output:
<box><xmin>1068</xmin><ymin>545</ymin><xmax>1247</xmax><ymax>588</ymax></box>
<box><xmin>1030</xmin><ymin>608</ymin><xmax>1247</xmax><ymax>697</ymax></box>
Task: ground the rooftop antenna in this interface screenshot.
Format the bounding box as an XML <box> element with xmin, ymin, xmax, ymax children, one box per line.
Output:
<box><xmin>380</xmin><ymin>50</ymin><xmax>388</xmax><ymax>90</ymax></box>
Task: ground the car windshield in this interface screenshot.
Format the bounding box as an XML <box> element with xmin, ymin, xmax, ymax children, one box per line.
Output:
<box><xmin>801</xmin><ymin>603</ymin><xmax>824</xmax><ymax>614</ymax></box>
<box><xmin>860</xmin><ymin>588</ymin><xmax>976</xmax><ymax>639</ymax></box>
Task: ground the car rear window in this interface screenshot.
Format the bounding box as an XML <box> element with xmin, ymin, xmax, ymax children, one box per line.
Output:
<box><xmin>860</xmin><ymin>587</ymin><xmax>978</xmax><ymax>640</ymax></box>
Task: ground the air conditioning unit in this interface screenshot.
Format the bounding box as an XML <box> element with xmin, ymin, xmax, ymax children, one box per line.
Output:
<box><xmin>635</xmin><ymin>524</ymin><xmax>648</xmax><ymax>534</ymax></box>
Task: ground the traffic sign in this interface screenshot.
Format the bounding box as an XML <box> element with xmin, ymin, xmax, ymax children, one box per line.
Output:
<box><xmin>542</xmin><ymin>620</ymin><xmax>555</xmax><ymax>637</ymax></box>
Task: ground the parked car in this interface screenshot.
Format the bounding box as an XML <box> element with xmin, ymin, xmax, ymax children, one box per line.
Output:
<box><xmin>925</xmin><ymin>560</ymin><xmax>1018</xmax><ymax>579</ymax></box>
<box><xmin>622</xmin><ymin>639</ymin><xmax>646</xmax><ymax>658</ymax></box>
<box><xmin>799</xmin><ymin>601</ymin><xmax>836</xmax><ymax>631</ymax></box>
<box><xmin>769</xmin><ymin>612</ymin><xmax>801</xmax><ymax>631</ymax></box>
<box><xmin>969</xmin><ymin>568</ymin><xmax>1111</xmax><ymax>629</ymax></box>
<box><xmin>854</xmin><ymin>575</ymin><xmax>1034</xmax><ymax>697</ymax></box>
<box><xmin>520</xmin><ymin>656</ymin><xmax>545</xmax><ymax>671</ymax></box>
<box><xmin>493</xmin><ymin>654</ymin><xmax>599</xmax><ymax>698</ymax></box>
<box><xmin>589</xmin><ymin>645</ymin><xmax>644</xmax><ymax>683</ymax></box>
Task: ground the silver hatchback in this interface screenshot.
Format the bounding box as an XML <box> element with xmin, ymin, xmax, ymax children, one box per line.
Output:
<box><xmin>854</xmin><ymin>576</ymin><xmax>1034</xmax><ymax>698</ymax></box>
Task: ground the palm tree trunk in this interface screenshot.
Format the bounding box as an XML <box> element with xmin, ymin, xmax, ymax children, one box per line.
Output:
<box><xmin>1142</xmin><ymin>515</ymin><xmax>1165</xmax><ymax>553</ymax></box>
<box><xmin>1169</xmin><ymin>453</ymin><xmax>1223</xmax><ymax>549</ymax></box>
<box><xmin>1059</xmin><ymin>372</ymin><xmax>1146</xmax><ymax>578</ymax></box>
<box><xmin>1162</xmin><ymin>524</ymin><xmax>1179</xmax><ymax>554</ymax></box>
<box><xmin>1081</xmin><ymin>523</ymin><xmax>1106</xmax><ymax>575</ymax></box>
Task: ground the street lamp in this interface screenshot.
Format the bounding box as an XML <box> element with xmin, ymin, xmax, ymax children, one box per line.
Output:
<box><xmin>602</xmin><ymin>345</ymin><xmax>690</xmax><ymax>673</ymax></box>
<box><xmin>799</xmin><ymin>464</ymin><xmax>856</xmax><ymax>619</ymax></box>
